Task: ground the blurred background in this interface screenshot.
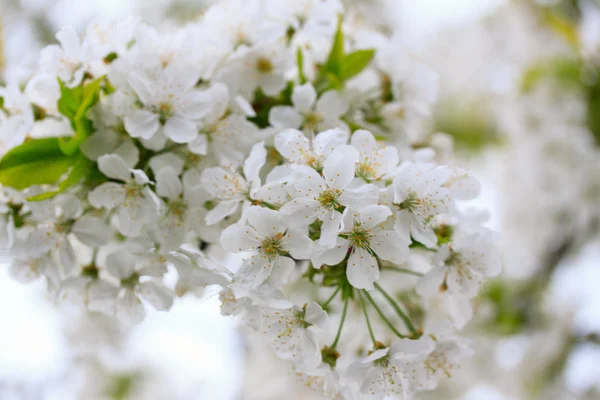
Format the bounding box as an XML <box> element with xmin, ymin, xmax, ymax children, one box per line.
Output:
<box><xmin>1</xmin><ymin>0</ymin><xmax>600</xmax><ymax>399</ymax></box>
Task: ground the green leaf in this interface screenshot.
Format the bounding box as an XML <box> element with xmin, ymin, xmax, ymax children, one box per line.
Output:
<box><xmin>324</xmin><ymin>15</ymin><xmax>344</xmax><ymax>77</ymax></box>
<box><xmin>296</xmin><ymin>47</ymin><xmax>307</xmax><ymax>85</ymax></box>
<box><xmin>0</xmin><ymin>138</ymin><xmax>64</xmax><ymax>170</ymax></box>
<box><xmin>0</xmin><ymin>156</ymin><xmax>75</xmax><ymax>190</ymax></box>
<box><xmin>26</xmin><ymin>155</ymin><xmax>92</xmax><ymax>201</ymax></box>
<box><xmin>339</xmin><ymin>49</ymin><xmax>375</xmax><ymax>82</ymax></box>
<box><xmin>521</xmin><ymin>58</ymin><xmax>582</xmax><ymax>93</ymax></box>
<box><xmin>57</xmin><ymin>79</ymin><xmax>83</xmax><ymax>122</ymax></box>
<box><xmin>75</xmin><ymin>77</ymin><xmax>103</xmax><ymax>120</ymax></box>
<box><xmin>56</xmin><ymin>76</ymin><xmax>104</xmax><ymax>156</ymax></box>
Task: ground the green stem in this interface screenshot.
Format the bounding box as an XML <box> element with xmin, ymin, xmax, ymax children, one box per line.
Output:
<box><xmin>321</xmin><ymin>287</ymin><xmax>341</xmax><ymax>309</ymax></box>
<box><xmin>380</xmin><ymin>266</ymin><xmax>424</xmax><ymax>277</ymax></box>
<box><xmin>331</xmin><ymin>296</ymin><xmax>349</xmax><ymax>349</ymax></box>
<box><xmin>358</xmin><ymin>290</ymin><xmax>376</xmax><ymax>346</ymax></box>
<box><xmin>374</xmin><ymin>282</ymin><xmax>419</xmax><ymax>338</ymax></box>
<box><xmin>362</xmin><ymin>290</ymin><xmax>408</xmax><ymax>339</ymax></box>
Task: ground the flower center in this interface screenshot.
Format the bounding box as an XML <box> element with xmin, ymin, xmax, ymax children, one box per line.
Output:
<box><xmin>397</xmin><ymin>192</ymin><xmax>418</xmax><ymax>211</ymax></box>
<box><xmin>158</xmin><ymin>103</ymin><xmax>173</xmax><ymax>125</ymax></box>
<box><xmin>261</xmin><ymin>232</ymin><xmax>285</xmax><ymax>257</ymax></box>
<box><xmin>356</xmin><ymin>161</ymin><xmax>377</xmax><ymax>181</ymax></box>
<box><xmin>303</xmin><ymin>112</ymin><xmax>323</xmax><ymax>130</ymax></box>
<box><xmin>317</xmin><ymin>189</ymin><xmax>342</xmax><ymax>209</ymax></box>
<box><xmin>256</xmin><ymin>57</ymin><xmax>274</xmax><ymax>74</ymax></box>
<box><xmin>348</xmin><ymin>226</ymin><xmax>372</xmax><ymax>249</ymax></box>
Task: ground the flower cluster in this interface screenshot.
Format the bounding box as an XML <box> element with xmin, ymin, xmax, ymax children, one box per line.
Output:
<box><xmin>0</xmin><ymin>1</ymin><xmax>500</xmax><ymax>398</ymax></box>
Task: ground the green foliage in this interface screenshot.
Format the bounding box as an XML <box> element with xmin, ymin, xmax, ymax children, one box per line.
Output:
<box><xmin>26</xmin><ymin>155</ymin><xmax>92</xmax><ymax>201</ymax></box>
<box><xmin>296</xmin><ymin>47</ymin><xmax>307</xmax><ymax>85</ymax></box>
<box><xmin>0</xmin><ymin>138</ymin><xmax>64</xmax><ymax>170</ymax></box>
<box><xmin>0</xmin><ymin>155</ymin><xmax>74</xmax><ymax>191</ymax></box>
<box><xmin>57</xmin><ymin>76</ymin><xmax>104</xmax><ymax>155</ymax></box>
<box><xmin>521</xmin><ymin>58</ymin><xmax>582</xmax><ymax>93</ymax></box>
<box><xmin>520</xmin><ymin>57</ymin><xmax>600</xmax><ymax>146</ymax></box>
<box><xmin>483</xmin><ymin>281</ymin><xmax>529</xmax><ymax>336</ymax></box>
<box><xmin>0</xmin><ymin>137</ymin><xmax>94</xmax><ymax>200</ymax></box>
<box><xmin>339</xmin><ymin>49</ymin><xmax>375</xmax><ymax>82</ymax></box>
<box><xmin>315</xmin><ymin>16</ymin><xmax>375</xmax><ymax>93</ymax></box>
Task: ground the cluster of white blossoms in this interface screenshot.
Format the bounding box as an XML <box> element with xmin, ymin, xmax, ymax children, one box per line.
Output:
<box><xmin>0</xmin><ymin>1</ymin><xmax>500</xmax><ymax>398</ymax></box>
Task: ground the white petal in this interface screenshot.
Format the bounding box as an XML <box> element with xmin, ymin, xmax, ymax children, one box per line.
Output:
<box><xmin>137</xmin><ymin>280</ymin><xmax>174</xmax><ymax>311</ymax></box>
<box><xmin>322</xmin><ymin>145</ymin><xmax>359</xmax><ymax>190</ymax></box>
<box><xmin>410</xmin><ymin>219</ymin><xmax>438</xmax><ymax>248</ymax></box>
<box><xmin>221</xmin><ymin>222</ymin><xmax>262</xmax><ymax>253</ymax></box>
<box><xmin>313</xmin><ymin>128</ymin><xmax>349</xmax><ymax>157</ymax></box>
<box><xmin>274</xmin><ymin>128</ymin><xmax>310</xmax><ymax>163</ymax></box>
<box><xmin>116</xmin><ymin>290</ymin><xmax>145</xmax><ymax>325</ymax></box>
<box><xmin>243</xmin><ymin>142</ymin><xmax>266</xmax><ymax>188</ymax></box>
<box><xmin>268</xmin><ymin>256</ymin><xmax>295</xmax><ymax>287</ymax></box>
<box><xmin>128</xmin><ymin>70</ymin><xmax>154</xmax><ymax>104</ymax></box>
<box><xmin>88</xmin><ymin>182</ymin><xmax>126</xmax><ymax>209</ymax></box>
<box><xmin>340</xmin><ymin>184</ymin><xmax>380</xmax><ymax>210</ymax></box>
<box><xmin>188</xmin><ymin>134</ymin><xmax>208</xmax><ymax>155</ymax></box>
<box><xmin>163</xmin><ymin>116</ymin><xmax>197</xmax><ymax>143</ymax></box>
<box><xmin>247</xmin><ymin>206</ymin><xmax>285</xmax><ymax>237</ymax></box>
<box><xmin>124</xmin><ymin>109</ymin><xmax>159</xmax><ymax>139</ymax></box>
<box><xmin>358</xmin><ymin>205</ymin><xmax>392</xmax><ymax>229</ymax></box>
<box><xmin>394</xmin><ymin>210</ymin><xmax>412</xmax><ymax>242</ymax></box>
<box><xmin>279</xmin><ymin>198</ymin><xmax>320</xmax><ymax>228</ymax></box>
<box><xmin>205</xmin><ymin>201</ymin><xmax>239</xmax><ymax>225</ymax></box>
<box><xmin>269</xmin><ymin>106</ymin><xmax>302</xmax><ymax>129</ymax></box>
<box><xmin>113</xmin><ymin>140</ymin><xmax>140</xmax><ymax>168</ymax></box>
<box><xmin>71</xmin><ymin>215</ymin><xmax>110</xmax><ymax>247</ymax></box>
<box><xmin>300</xmin><ymin>329</ymin><xmax>322</xmax><ymax>368</ymax></box>
<box><xmin>416</xmin><ymin>267</ymin><xmax>446</xmax><ymax>296</ymax></box>
<box><xmin>319</xmin><ymin>210</ymin><xmax>343</xmax><ymax>249</ymax></box>
<box><xmin>351</xmin><ymin>129</ymin><xmax>378</xmax><ymax>159</ymax></box>
<box><xmin>305</xmin><ymin>302</ymin><xmax>327</xmax><ymax>327</ymax></box>
<box><xmin>156</xmin><ymin>167</ymin><xmax>182</xmax><ymax>200</ymax></box>
<box><xmin>56</xmin><ymin>26</ymin><xmax>80</xmax><ymax>58</ymax></box>
<box><xmin>97</xmin><ymin>154</ymin><xmax>131</xmax><ymax>181</ymax></box>
<box><xmin>347</xmin><ymin>248</ymin><xmax>379</xmax><ymax>290</ymax></box>
<box><xmin>235</xmin><ymin>256</ymin><xmax>272</xmax><ymax>289</ymax></box>
<box><xmin>105</xmin><ymin>249</ymin><xmax>137</xmax><ymax>279</ymax></box>
<box><xmin>291</xmin><ymin>83</ymin><xmax>317</xmax><ymax>113</ymax></box>
<box><xmin>316</xmin><ymin>90</ymin><xmax>349</xmax><ymax>117</ymax></box>
<box><xmin>370</xmin><ymin>230</ymin><xmax>410</xmax><ymax>264</ymax></box>
<box><xmin>87</xmin><ymin>280</ymin><xmax>119</xmax><ymax>314</ymax></box>
<box><xmin>311</xmin><ymin>239</ymin><xmax>349</xmax><ymax>268</ymax></box>
<box><xmin>149</xmin><ymin>153</ymin><xmax>185</xmax><ymax>176</ymax></box>
<box><xmin>281</xmin><ymin>229</ymin><xmax>313</xmax><ymax>259</ymax></box>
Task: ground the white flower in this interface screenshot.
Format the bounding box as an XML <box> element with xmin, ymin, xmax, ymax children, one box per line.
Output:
<box><xmin>414</xmin><ymin>333</ymin><xmax>472</xmax><ymax>391</ymax></box>
<box><xmin>88</xmin><ymin>153</ymin><xmax>160</xmax><ymax>236</ymax></box>
<box><xmin>152</xmin><ymin>166</ymin><xmax>217</xmax><ymax>250</ymax></box>
<box><xmin>222</xmin><ymin>206</ymin><xmax>312</xmax><ymax>289</ymax></box>
<box><xmin>269</xmin><ymin>84</ymin><xmax>349</xmax><ymax>133</ymax></box>
<box><xmin>39</xmin><ymin>26</ymin><xmax>87</xmax><ymax>86</ymax></box>
<box><xmin>417</xmin><ymin>227</ymin><xmax>501</xmax><ymax>298</ymax></box>
<box><xmin>200</xmin><ymin>142</ymin><xmax>266</xmax><ymax>225</ymax></box>
<box><xmin>219</xmin><ymin>41</ymin><xmax>290</xmax><ymax>98</ymax></box>
<box><xmin>104</xmin><ymin>249</ymin><xmax>174</xmax><ymax>325</ymax></box>
<box><xmin>345</xmin><ymin>338</ymin><xmax>434</xmax><ymax>400</ymax></box>
<box><xmin>261</xmin><ymin>302</ymin><xmax>328</xmax><ymax>368</ymax></box>
<box><xmin>312</xmin><ymin>206</ymin><xmax>410</xmax><ymax>290</ymax></box>
<box><xmin>350</xmin><ymin>130</ymin><xmax>399</xmax><ymax>182</ymax></box>
<box><xmin>123</xmin><ymin>62</ymin><xmax>209</xmax><ymax>143</ymax></box>
<box><xmin>391</xmin><ymin>161</ymin><xmax>455</xmax><ymax>248</ymax></box>
<box><xmin>0</xmin><ymin>84</ymin><xmax>34</xmax><ymax>155</ymax></box>
<box><xmin>167</xmin><ymin>249</ymin><xmax>231</xmax><ymax>296</ymax></box>
<box><xmin>274</xmin><ymin>127</ymin><xmax>348</xmax><ymax>169</ymax></box>
<box><xmin>187</xmin><ymin>83</ymin><xmax>260</xmax><ymax>165</ymax></box>
<box><xmin>280</xmin><ymin>145</ymin><xmax>379</xmax><ymax>248</ymax></box>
